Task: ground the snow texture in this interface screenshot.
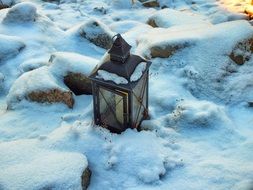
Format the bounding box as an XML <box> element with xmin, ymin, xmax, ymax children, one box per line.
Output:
<box><xmin>0</xmin><ymin>0</ymin><xmax>253</xmax><ymax>190</ymax></box>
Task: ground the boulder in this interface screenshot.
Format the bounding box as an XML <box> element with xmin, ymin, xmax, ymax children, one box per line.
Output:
<box><xmin>64</xmin><ymin>72</ymin><xmax>92</xmax><ymax>95</ymax></box>
<box><xmin>146</xmin><ymin>8</ymin><xmax>211</xmax><ymax>28</ymax></box>
<box><xmin>150</xmin><ymin>43</ymin><xmax>189</xmax><ymax>58</ymax></box>
<box><xmin>81</xmin><ymin>167</ymin><xmax>91</xmax><ymax>190</ymax></box>
<box><xmin>0</xmin><ymin>72</ymin><xmax>4</xmax><ymax>88</ymax></box>
<box><xmin>0</xmin><ymin>34</ymin><xmax>25</xmax><ymax>63</ymax></box>
<box><xmin>68</xmin><ymin>18</ymin><xmax>114</xmax><ymax>49</ymax></box>
<box><xmin>139</xmin><ymin>0</ymin><xmax>159</xmax><ymax>7</ymax></box>
<box><xmin>19</xmin><ymin>58</ymin><xmax>49</xmax><ymax>73</ymax></box>
<box><xmin>0</xmin><ymin>0</ymin><xmax>13</xmax><ymax>9</ymax></box>
<box><xmin>7</xmin><ymin>67</ymin><xmax>74</xmax><ymax>109</ymax></box>
<box><xmin>49</xmin><ymin>52</ymin><xmax>98</xmax><ymax>95</ymax></box>
<box><xmin>0</xmin><ymin>140</ymin><xmax>90</xmax><ymax>190</ymax></box>
<box><xmin>229</xmin><ymin>37</ymin><xmax>253</xmax><ymax>65</ymax></box>
<box><xmin>2</xmin><ymin>2</ymin><xmax>37</xmax><ymax>24</ymax></box>
<box><xmin>27</xmin><ymin>89</ymin><xmax>74</xmax><ymax>108</ymax></box>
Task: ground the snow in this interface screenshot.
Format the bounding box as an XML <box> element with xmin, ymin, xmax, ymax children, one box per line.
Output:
<box><xmin>130</xmin><ymin>61</ymin><xmax>147</xmax><ymax>82</ymax></box>
<box><xmin>96</xmin><ymin>70</ymin><xmax>128</xmax><ymax>84</ymax></box>
<box><xmin>0</xmin><ymin>0</ymin><xmax>253</xmax><ymax>189</ymax></box>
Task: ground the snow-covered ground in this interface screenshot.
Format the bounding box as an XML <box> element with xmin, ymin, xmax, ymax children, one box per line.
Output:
<box><xmin>0</xmin><ymin>0</ymin><xmax>253</xmax><ymax>189</ymax></box>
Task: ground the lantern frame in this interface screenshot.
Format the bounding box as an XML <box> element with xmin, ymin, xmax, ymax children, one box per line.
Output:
<box><xmin>89</xmin><ymin>34</ymin><xmax>151</xmax><ymax>133</ymax></box>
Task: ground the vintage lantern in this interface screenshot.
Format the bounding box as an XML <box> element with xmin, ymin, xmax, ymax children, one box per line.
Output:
<box><xmin>89</xmin><ymin>34</ymin><xmax>152</xmax><ymax>133</ymax></box>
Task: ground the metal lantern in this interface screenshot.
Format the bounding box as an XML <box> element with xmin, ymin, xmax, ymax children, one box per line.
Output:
<box><xmin>89</xmin><ymin>34</ymin><xmax>152</xmax><ymax>133</ymax></box>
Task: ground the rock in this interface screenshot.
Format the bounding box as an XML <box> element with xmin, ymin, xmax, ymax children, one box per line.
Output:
<box><xmin>64</xmin><ymin>73</ymin><xmax>92</xmax><ymax>95</ymax></box>
<box><xmin>0</xmin><ymin>141</ymin><xmax>90</xmax><ymax>190</ymax></box>
<box><xmin>0</xmin><ymin>73</ymin><xmax>4</xmax><ymax>88</ymax></box>
<box><xmin>150</xmin><ymin>43</ymin><xmax>189</xmax><ymax>58</ymax></box>
<box><xmin>147</xmin><ymin>18</ymin><xmax>158</xmax><ymax>27</ymax></box>
<box><xmin>81</xmin><ymin>167</ymin><xmax>91</xmax><ymax>190</ymax></box>
<box><xmin>19</xmin><ymin>59</ymin><xmax>49</xmax><ymax>73</ymax></box>
<box><xmin>0</xmin><ymin>34</ymin><xmax>25</xmax><ymax>63</ymax></box>
<box><xmin>68</xmin><ymin>18</ymin><xmax>114</xmax><ymax>49</ymax></box>
<box><xmin>27</xmin><ymin>89</ymin><xmax>74</xmax><ymax>108</ymax></box>
<box><xmin>2</xmin><ymin>2</ymin><xmax>37</xmax><ymax>24</ymax></box>
<box><xmin>0</xmin><ymin>0</ymin><xmax>14</xmax><ymax>9</ymax></box>
<box><xmin>139</xmin><ymin>0</ymin><xmax>159</xmax><ymax>7</ymax></box>
<box><xmin>7</xmin><ymin>67</ymin><xmax>74</xmax><ymax>109</ymax></box>
<box><xmin>229</xmin><ymin>37</ymin><xmax>253</xmax><ymax>65</ymax></box>
<box><xmin>248</xmin><ymin>102</ymin><xmax>253</xmax><ymax>107</ymax></box>
<box><xmin>49</xmin><ymin>52</ymin><xmax>98</xmax><ymax>95</ymax></box>
<box><xmin>146</xmin><ymin>8</ymin><xmax>211</xmax><ymax>28</ymax></box>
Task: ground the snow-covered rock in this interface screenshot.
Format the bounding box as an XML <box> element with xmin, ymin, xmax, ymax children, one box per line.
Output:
<box><xmin>229</xmin><ymin>37</ymin><xmax>253</xmax><ymax>65</ymax></box>
<box><xmin>2</xmin><ymin>2</ymin><xmax>37</xmax><ymax>24</ymax></box>
<box><xmin>166</xmin><ymin>100</ymin><xmax>229</xmax><ymax>128</ymax></box>
<box><xmin>7</xmin><ymin>67</ymin><xmax>74</xmax><ymax>109</ymax></box>
<box><xmin>0</xmin><ymin>0</ymin><xmax>14</xmax><ymax>9</ymax></box>
<box><xmin>0</xmin><ymin>34</ymin><xmax>25</xmax><ymax>63</ymax></box>
<box><xmin>0</xmin><ymin>139</ymin><xmax>90</xmax><ymax>190</ymax></box>
<box><xmin>136</xmin><ymin>26</ymin><xmax>194</xmax><ymax>58</ymax></box>
<box><xmin>19</xmin><ymin>58</ymin><xmax>49</xmax><ymax>73</ymax></box>
<box><xmin>67</xmin><ymin>18</ymin><xmax>115</xmax><ymax>49</ymax></box>
<box><xmin>139</xmin><ymin>0</ymin><xmax>160</xmax><ymax>7</ymax></box>
<box><xmin>0</xmin><ymin>73</ymin><xmax>4</xmax><ymax>88</ymax></box>
<box><xmin>49</xmin><ymin>52</ymin><xmax>98</xmax><ymax>95</ymax></box>
<box><xmin>147</xmin><ymin>8</ymin><xmax>211</xmax><ymax>28</ymax></box>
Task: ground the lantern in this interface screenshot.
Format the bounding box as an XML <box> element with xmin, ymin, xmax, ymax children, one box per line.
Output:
<box><xmin>89</xmin><ymin>34</ymin><xmax>152</xmax><ymax>133</ymax></box>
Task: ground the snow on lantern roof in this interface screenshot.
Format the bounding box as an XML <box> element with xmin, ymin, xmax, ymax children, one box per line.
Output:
<box><xmin>90</xmin><ymin>34</ymin><xmax>151</xmax><ymax>88</ymax></box>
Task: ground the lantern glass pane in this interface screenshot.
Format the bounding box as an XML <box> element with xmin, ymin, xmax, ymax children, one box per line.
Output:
<box><xmin>132</xmin><ymin>74</ymin><xmax>147</xmax><ymax>126</ymax></box>
<box><xmin>99</xmin><ymin>87</ymin><xmax>124</xmax><ymax>129</ymax></box>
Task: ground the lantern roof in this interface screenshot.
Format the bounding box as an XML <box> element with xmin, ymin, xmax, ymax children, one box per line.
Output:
<box><xmin>90</xmin><ymin>54</ymin><xmax>151</xmax><ymax>90</ymax></box>
<box><xmin>89</xmin><ymin>34</ymin><xmax>151</xmax><ymax>90</ymax></box>
<box><xmin>108</xmin><ymin>34</ymin><xmax>132</xmax><ymax>59</ymax></box>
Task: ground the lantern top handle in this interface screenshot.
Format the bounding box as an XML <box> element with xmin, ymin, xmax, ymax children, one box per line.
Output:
<box><xmin>112</xmin><ymin>33</ymin><xmax>121</xmax><ymax>41</ymax></box>
<box><xmin>112</xmin><ymin>34</ymin><xmax>123</xmax><ymax>47</ymax></box>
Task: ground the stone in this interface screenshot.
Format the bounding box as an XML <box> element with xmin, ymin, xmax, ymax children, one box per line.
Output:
<box><xmin>81</xmin><ymin>167</ymin><xmax>91</xmax><ymax>190</ymax></box>
<box><xmin>0</xmin><ymin>0</ymin><xmax>14</xmax><ymax>9</ymax></box>
<box><xmin>7</xmin><ymin>66</ymin><xmax>75</xmax><ymax>109</ymax></box>
<box><xmin>139</xmin><ymin>0</ymin><xmax>160</xmax><ymax>7</ymax></box>
<box><xmin>229</xmin><ymin>37</ymin><xmax>253</xmax><ymax>65</ymax></box>
<box><xmin>248</xmin><ymin>102</ymin><xmax>253</xmax><ymax>107</ymax></box>
<box><xmin>48</xmin><ymin>52</ymin><xmax>98</xmax><ymax>95</ymax></box>
<box><xmin>147</xmin><ymin>18</ymin><xmax>158</xmax><ymax>27</ymax></box>
<box><xmin>27</xmin><ymin>89</ymin><xmax>74</xmax><ymax>108</ymax></box>
<box><xmin>72</xmin><ymin>18</ymin><xmax>114</xmax><ymax>49</ymax></box>
<box><xmin>0</xmin><ymin>73</ymin><xmax>4</xmax><ymax>88</ymax></box>
<box><xmin>0</xmin><ymin>35</ymin><xmax>25</xmax><ymax>63</ymax></box>
<box><xmin>64</xmin><ymin>72</ymin><xmax>92</xmax><ymax>95</ymax></box>
<box><xmin>2</xmin><ymin>2</ymin><xmax>37</xmax><ymax>24</ymax></box>
<box><xmin>150</xmin><ymin>43</ymin><xmax>189</xmax><ymax>58</ymax></box>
